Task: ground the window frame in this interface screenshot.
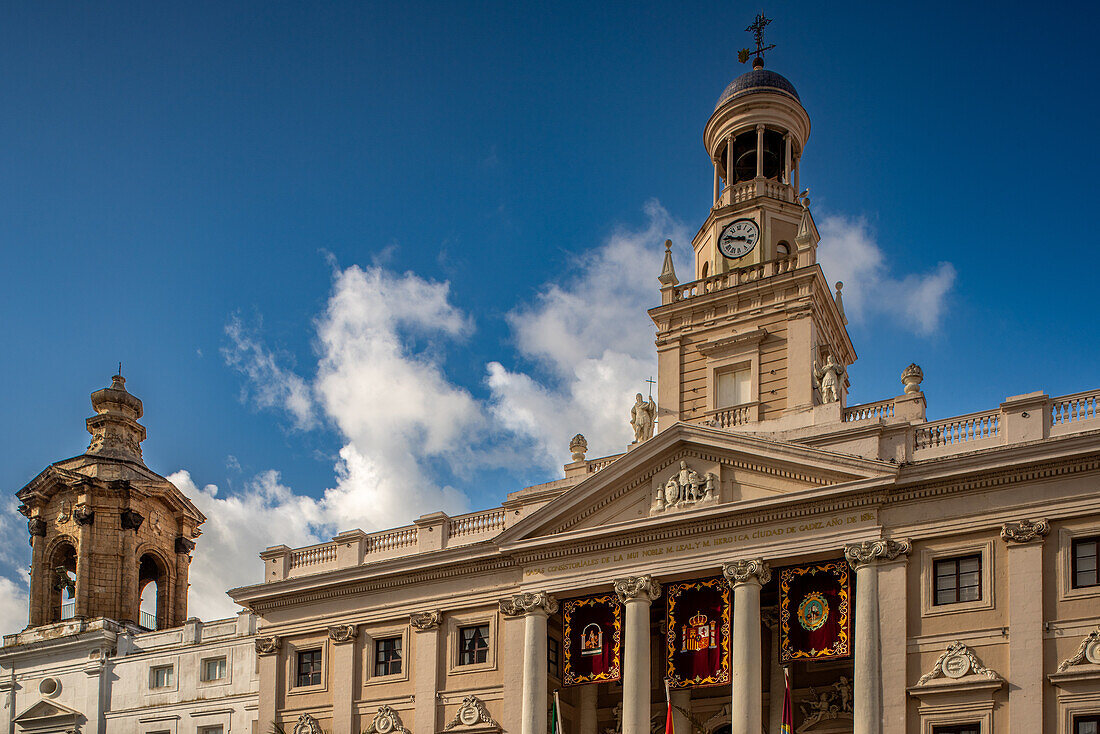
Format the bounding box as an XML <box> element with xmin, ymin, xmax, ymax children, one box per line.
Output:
<box><xmin>373</xmin><ymin>635</ymin><xmax>403</xmax><ymax>678</ymax></box>
<box><xmin>362</xmin><ymin>625</ymin><xmax>410</xmax><ymax>686</ymax></box>
<box><xmin>933</xmin><ymin>554</ymin><xmax>983</xmax><ymax>607</ymax></box>
<box><xmin>1059</xmin><ymin>525</ymin><xmax>1100</xmax><ymax>602</ymax></box>
<box><xmin>457</xmin><ymin>623</ymin><xmax>491</xmax><ymax>667</ymax></box>
<box><xmin>446</xmin><ymin>611</ymin><xmax>497</xmax><ymax>675</ymax></box>
<box><xmin>920</xmin><ymin>540</ymin><xmax>995</xmax><ymax>618</ymax></box>
<box><xmin>1075</xmin><ymin>714</ymin><xmax>1100</xmax><ymax>734</ymax></box>
<box><xmin>1071</xmin><ymin>535</ymin><xmax>1100</xmax><ymax>590</ymax></box>
<box><xmin>148</xmin><ymin>663</ymin><xmax>175</xmax><ymax>691</ymax></box>
<box><xmin>931</xmin><ymin>725</ymin><xmax>982</xmax><ymax>734</ymax></box>
<box><xmin>547</xmin><ymin>635</ymin><xmax>561</xmax><ymax>680</ymax></box>
<box><xmin>295</xmin><ymin>648</ymin><xmax>324</xmax><ymax>688</ymax></box>
<box><xmin>199</xmin><ymin>654</ymin><xmax>229</xmax><ymax>684</ymax></box>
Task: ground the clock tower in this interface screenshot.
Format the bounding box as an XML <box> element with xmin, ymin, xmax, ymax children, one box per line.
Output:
<box><xmin>649</xmin><ymin>30</ymin><xmax>856</xmax><ymax>432</ymax></box>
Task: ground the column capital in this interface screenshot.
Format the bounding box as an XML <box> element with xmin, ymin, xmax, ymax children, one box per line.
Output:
<box><xmin>255</xmin><ymin>636</ymin><xmax>281</xmax><ymax>656</ymax></box>
<box><xmin>844</xmin><ymin>538</ymin><xmax>912</xmax><ymax>569</ymax></box>
<box><xmin>409</xmin><ymin>609</ymin><xmax>443</xmax><ymax>631</ymax></box>
<box><xmin>613</xmin><ymin>575</ymin><xmax>661</xmax><ymax>603</ymax></box>
<box><xmin>1000</xmin><ymin>518</ymin><xmax>1050</xmax><ymax>544</ymax></box>
<box><xmin>328</xmin><ymin>624</ymin><xmax>358</xmax><ymax>644</ymax></box>
<box><xmin>499</xmin><ymin>591</ymin><xmax>558</xmax><ymax>617</ymax></box>
<box><xmin>723</xmin><ymin>558</ymin><xmax>771</xmax><ymax>586</ymax></box>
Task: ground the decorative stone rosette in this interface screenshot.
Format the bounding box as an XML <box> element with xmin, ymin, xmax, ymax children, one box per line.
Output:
<box><xmin>613</xmin><ymin>575</ymin><xmax>661</xmax><ymax>603</ymax></box>
<box><xmin>292</xmin><ymin>714</ymin><xmax>323</xmax><ymax>734</ymax></box>
<box><xmin>327</xmin><ymin>624</ymin><xmax>357</xmax><ymax>643</ymax></box>
<box><xmin>843</xmin><ymin>538</ymin><xmax>912</xmax><ymax>569</ymax></box>
<box><xmin>254</xmin><ymin>636</ymin><xmax>280</xmax><ymax>655</ymax></box>
<box><xmin>363</xmin><ymin>705</ymin><xmax>411</xmax><ymax>734</ymax></box>
<box><xmin>444</xmin><ymin>695</ymin><xmax>501</xmax><ymax>730</ymax></box>
<box><xmin>410</xmin><ymin>610</ymin><xmax>443</xmax><ymax>631</ymax></box>
<box><xmin>916</xmin><ymin>641</ymin><xmax>1001</xmax><ymax>685</ymax></box>
<box><xmin>499</xmin><ymin>591</ymin><xmax>558</xmax><ymax>616</ymax></box>
<box><xmin>1000</xmin><ymin>519</ymin><xmax>1050</xmax><ymax>544</ymax></box>
<box><xmin>723</xmin><ymin>558</ymin><xmax>772</xmax><ymax>586</ymax></box>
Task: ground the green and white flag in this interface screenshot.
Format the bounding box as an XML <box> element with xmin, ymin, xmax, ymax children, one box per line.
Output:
<box><xmin>551</xmin><ymin>690</ymin><xmax>565</xmax><ymax>734</ymax></box>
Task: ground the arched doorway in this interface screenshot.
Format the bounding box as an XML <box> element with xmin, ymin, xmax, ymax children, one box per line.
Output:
<box><xmin>48</xmin><ymin>541</ymin><xmax>77</xmax><ymax>622</ymax></box>
<box><xmin>137</xmin><ymin>553</ymin><xmax>168</xmax><ymax>630</ymax></box>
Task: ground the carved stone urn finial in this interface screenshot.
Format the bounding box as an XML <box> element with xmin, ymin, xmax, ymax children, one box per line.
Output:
<box><xmin>901</xmin><ymin>363</ymin><xmax>924</xmax><ymax>394</ymax></box>
<box><xmin>569</xmin><ymin>434</ymin><xmax>588</xmax><ymax>462</ymax></box>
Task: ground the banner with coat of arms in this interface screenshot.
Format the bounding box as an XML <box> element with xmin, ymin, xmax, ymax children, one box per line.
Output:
<box><xmin>778</xmin><ymin>560</ymin><xmax>852</xmax><ymax>663</ymax></box>
<box><xmin>665</xmin><ymin>577</ymin><xmax>731</xmax><ymax>688</ymax></box>
<box><xmin>562</xmin><ymin>594</ymin><xmax>622</xmax><ymax>685</ymax></box>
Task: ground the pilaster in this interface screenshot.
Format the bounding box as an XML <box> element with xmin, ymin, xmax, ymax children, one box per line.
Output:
<box><xmin>255</xmin><ymin>636</ymin><xmax>281</xmax><ymax>731</ymax></box>
<box><xmin>411</xmin><ymin>610</ymin><xmax>443</xmax><ymax>733</ymax></box>
<box><xmin>329</xmin><ymin>624</ymin><xmax>359</xmax><ymax>734</ymax></box>
<box><xmin>1002</xmin><ymin>519</ymin><xmax>1049</xmax><ymax>733</ymax></box>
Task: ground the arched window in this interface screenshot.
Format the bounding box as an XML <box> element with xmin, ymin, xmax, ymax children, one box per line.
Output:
<box><xmin>701</xmin><ymin>261</ymin><xmax>709</xmax><ymax>279</ymax></box>
<box><xmin>138</xmin><ymin>553</ymin><xmax>167</xmax><ymax>630</ymax></box>
<box><xmin>48</xmin><ymin>542</ymin><xmax>77</xmax><ymax>622</ymax></box>
<box><xmin>776</xmin><ymin>241</ymin><xmax>791</xmax><ymax>257</ymax></box>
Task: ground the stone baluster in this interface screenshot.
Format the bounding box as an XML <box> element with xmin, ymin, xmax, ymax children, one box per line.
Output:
<box><xmin>500</xmin><ymin>592</ymin><xmax>558</xmax><ymax>734</ymax></box>
<box><xmin>844</xmin><ymin>539</ymin><xmax>912</xmax><ymax>734</ymax></box>
<box><xmin>614</xmin><ymin>576</ymin><xmax>661</xmax><ymax>734</ymax></box>
<box><xmin>723</xmin><ymin>559</ymin><xmax>771</xmax><ymax>734</ymax></box>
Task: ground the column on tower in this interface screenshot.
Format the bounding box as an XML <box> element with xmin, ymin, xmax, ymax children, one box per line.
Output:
<box><xmin>614</xmin><ymin>575</ymin><xmax>661</xmax><ymax>734</ymax></box>
<box><xmin>755</xmin><ymin>125</ymin><xmax>765</xmax><ymax>179</ymax></box>
<box><xmin>724</xmin><ymin>559</ymin><xmax>770</xmax><ymax>734</ymax></box>
<box><xmin>844</xmin><ymin>539</ymin><xmax>912</xmax><ymax>734</ymax></box>
<box><xmin>500</xmin><ymin>592</ymin><xmax>558</xmax><ymax>734</ymax></box>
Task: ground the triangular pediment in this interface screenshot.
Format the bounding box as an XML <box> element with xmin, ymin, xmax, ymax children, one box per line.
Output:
<box><xmin>14</xmin><ymin>698</ymin><xmax>82</xmax><ymax>724</ymax></box>
<box><xmin>499</xmin><ymin>422</ymin><xmax>895</xmax><ymax>543</ymax></box>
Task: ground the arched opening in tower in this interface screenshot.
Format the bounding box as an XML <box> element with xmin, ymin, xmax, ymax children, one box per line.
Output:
<box><xmin>138</xmin><ymin>553</ymin><xmax>167</xmax><ymax>630</ymax></box>
<box><xmin>49</xmin><ymin>542</ymin><xmax>77</xmax><ymax>623</ymax></box>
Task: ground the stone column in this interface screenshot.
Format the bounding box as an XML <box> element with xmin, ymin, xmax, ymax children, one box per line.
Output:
<box><xmin>783</xmin><ymin>134</ymin><xmax>792</xmax><ymax>185</ymax></box>
<box><xmin>614</xmin><ymin>576</ymin><xmax>661</xmax><ymax>734</ymax></box>
<box><xmin>411</xmin><ymin>610</ymin><xmax>443</xmax><ymax>733</ymax></box>
<box><xmin>724</xmin><ymin>559</ymin><xmax>771</xmax><ymax>734</ymax></box>
<box><xmin>578</xmin><ymin>684</ymin><xmax>599</xmax><ymax>734</ymax></box>
<box><xmin>713</xmin><ymin>163</ymin><xmax>720</xmax><ymax>205</ymax></box>
<box><xmin>878</xmin><ymin>555</ymin><xmax>908</xmax><ymax>733</ymax></box>
<box><xmin>329</xmin><ymin>625</ymin><xmax>358</xmax><ymax>733</ymax></box>
<box><xmin>726</xmin><ymin>135</ymin><xmax>734</xmax><ymax>186</ymax></box>
<box><xmin>501</xmin><ymin>592</ymin><xmax>559</xmax><ymax>734</ymax></box>
<box><xmin>755</xmin><ymin>124</ymin><xmax>765</xmax><ymax>178</ymax></box>
<box><xmin>1002</xmin><ymin>519</ymin><xmax>1049</xmax><ymax>734</ymax></box>
<box><xmin>255</xmin><ymin>636</ymin><xmax>281</xmax><ymax>731</ymax></box>
<box><xmin>844</xmin><ymin>539</ymin><xmax>912</xmax><ymax>734</ymax></box>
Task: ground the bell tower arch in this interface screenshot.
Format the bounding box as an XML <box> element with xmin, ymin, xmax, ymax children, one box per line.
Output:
<box><xmin>17</xmin><ymin>374</ymin><xmax>205</xmax><ymax>630</ymax></box>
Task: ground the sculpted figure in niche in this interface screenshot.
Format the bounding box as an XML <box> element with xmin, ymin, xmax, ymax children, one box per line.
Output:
<box><xmin>630</xmin><ymin>393</ymin><xmax>657</xmax><ymax>442</ymax></box>
<box><xmin>814</xmin><ymin>353</ymin><xmax>844</xmax><ymax>404</ymax></box>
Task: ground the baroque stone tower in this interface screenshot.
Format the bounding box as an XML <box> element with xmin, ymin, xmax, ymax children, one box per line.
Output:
<box><xmin>17</xmin><ymin>374</ymin><xmax>205</xmax><ymax>630</ymax></box>
<box><xmin>649</xmin><ymin>58</ymin><xmax>855</xmax><ymax>432</ymax></box>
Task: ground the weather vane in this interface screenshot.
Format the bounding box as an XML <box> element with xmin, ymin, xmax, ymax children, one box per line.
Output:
<box><xmin>738</xmin><ymin>13</ymin><xmax>776</xmax><ymax>66</ymax></box>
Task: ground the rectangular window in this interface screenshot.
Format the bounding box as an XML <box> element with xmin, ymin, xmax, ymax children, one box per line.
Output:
<box><xmin>548</xmin><ymin>636</ymin><xmax>560</xmax><ymax>678</ymax></box>
<box><xmin>931</xmin><ymin>726</ymin><xmax>980</xmax><ymax>734</ymax></box>
<box><xmin>199</xmin><ymin>727</ymin><xmax>224</xmax><ymax>734</ymax></box>
<box><xmin>1076</xmin><ymin>714</ymin><xmax>1100</xmax><ymax>734</ymax></box>
<box><xmin>296</xmin><ymin>649</ymin><xmax>323</xmax><ymax>687</ymax></box>
<box><xmin>458</xmin><ymin>624</ymin><xmax>490</xmax><ymax>666</ymax></box>
<box><xmin>717</xmin><ymin>368</ymin><xmax>751</xmax><ymax>408</ymax></box>
<box><xmin>201</xmin><ymin>656</ymin><xmax>227</xmax><ymax>682</ymax></box>
<box><xmin>374</xmin><ymin>636</ymin><xmax>402</xmax><ymax>677</ymax></box>
<box><xmin>150</xmin><ymin>664</ymin><xmax>173</xmax><ymax>689</ymax></box>
<box><xmin>1072</xmin><ymin>536</ymin><xmax>1100</xmax><ymax>588</ymax></box>
<box><xmin>934</xmin><ymin>554</ymin><xmax>982</xmax><ymax>605</ymax></box>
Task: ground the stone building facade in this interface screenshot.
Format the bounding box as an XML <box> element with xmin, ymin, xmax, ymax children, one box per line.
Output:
<box><xmin>227</xmin><ymin>58</ymin><xmax>1100</xmax><ymax>734</ymax></box>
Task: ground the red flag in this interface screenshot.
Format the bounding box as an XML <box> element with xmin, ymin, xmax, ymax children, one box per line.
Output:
<box><xmin>780</xmin><ymin>667</ymin><xmax>794</xmax><ymax>734</ymax></box>
<box><xmin>664</xmin><ymin>679</ymin><xmax>675</xmax><ymax>734</ymax></box>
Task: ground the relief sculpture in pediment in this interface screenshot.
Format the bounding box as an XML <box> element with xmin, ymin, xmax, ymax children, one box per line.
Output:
<box><xmin>652</xmin><ymin>460</ymin><xmax>718</xmax><ymax>514</ymax></box>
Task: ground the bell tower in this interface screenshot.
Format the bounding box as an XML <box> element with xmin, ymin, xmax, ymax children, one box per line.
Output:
<box><xmin>17</xmin><ymin>374</ymin><xmax>205</xmax><ymax>631</ymax></box>
<box><xmin>650</xmin><ymin>18</ymin><xmax>855</xmax><ymax>432</ymax></box>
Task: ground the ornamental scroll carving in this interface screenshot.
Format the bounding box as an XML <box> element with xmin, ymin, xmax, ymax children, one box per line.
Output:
<box><xmin>254</xmin><ymin>636</ymin><xmax>280</xmax><ymax>656</ymax></box>
<box><xmin>843</xmin><ymin>538</ymin><xmax>912</xmax><ymax>569</ymax></box>
<box><xmin>915</xmin><ymin>641</ymin><xmax>1002</xmax><ymax>686</ymax></box>
<box><xmin>293</xmin><ymin>714</ymin><xmax>323</xmax><ymax>734</ymax></box>
<box><xmin>613</xmin><ymin>575</ymin><xmax>661</xmax><ymax>603</ymax></box>
<box><xmin>1000</xmin><ymin>519</ymin><xmax>1050</xmax><ymax>544</ymax></box>
<box><xmin>27</xmin><ymin>518</ymin><xmax>46</xmax><ymax>538</ymax></box>
<box><xmin>444</xmin><ymin>695</ymin><xmax>501</xmax><ymax>730</ymax></box>
<box><xmin>652</xmin><ymin>460</ymin><xmax>718</xmax><ymax>514</ymax></box>
<box><xmin>410</xmin><ymin>610</ymin><xmax>443</xmax><ymax>631</ymax></box>
<box><xmin>1057</xmin><ymin>627</ymin><xmax>1100</xmax><ymax>672</ymax></box>
<box><xmin>499</xmin><ymin>591</ymin><xmax>558</xmax><ymax>617</ymax></box>
<box><xmin>723</xmin><ymin>558</ymin><xmax>772</xmax><ymax>586</ymax></box>
<box><xmin>328</xmin><ymin>624</ymin><xmax>357</xmax><ymax>643</ymax></box>
<box><xmin>363</xmin><ymin>705</ymin><xmax>411</xmax><ymax>734</ymax></box>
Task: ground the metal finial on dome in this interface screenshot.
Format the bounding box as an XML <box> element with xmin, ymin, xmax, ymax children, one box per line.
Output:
<box><xmin>738</xmin><ymin>13</ymin><xmax>777</xmax><ymax>68</ymax></box>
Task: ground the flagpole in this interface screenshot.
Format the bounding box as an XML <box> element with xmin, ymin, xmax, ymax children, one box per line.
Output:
<box><xmin>663</xmin><ymin>678</ymin><xmax>674</xmax><ymax>734</ymax></box>
<box><xmin>553</xmin><ymin>689</ymin><xmax>564</xmax><ymax>734</ymax></box>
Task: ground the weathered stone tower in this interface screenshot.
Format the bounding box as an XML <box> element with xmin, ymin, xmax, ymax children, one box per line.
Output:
<box><xmin>16</xmin><ymin>374</ymin><xmax>205</xmax><ymax>630</ymax></box>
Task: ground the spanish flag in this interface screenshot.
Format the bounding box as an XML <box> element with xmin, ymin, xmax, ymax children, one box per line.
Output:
<box><xmin>780</xmin><ymin>667</ymin><xmax>794</xmax><ymax>734</ymax></box>
<box><xmin>664</xmin><ymin>679</ymin><xmax>675</xmax><ymax>734</ymax></box>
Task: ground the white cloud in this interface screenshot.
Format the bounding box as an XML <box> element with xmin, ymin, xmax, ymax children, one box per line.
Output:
<box><xmin>0</xmin><ymin>576</ymin><xmax>28</xmax><ymax>637</ymax></box>
<box><xmin>486</xmin><ymin>200</ymin><xmax>691</xmax><ymax>467</ymax></box>
<box><xmin>817</xmin><ymin>215</ymin><xmax>956</xmax><ymax>335</ymax></box>
<box><xmin>223</xmin><ymin>317</ymin><xmax>317</xmax><ymax>429</ymax></box>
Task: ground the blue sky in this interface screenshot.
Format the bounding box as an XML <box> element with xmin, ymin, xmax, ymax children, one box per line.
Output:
<box><xmin>1</xmin><ymin>1</ymin><xmax>1097</xmax><ymax>623</ymax></box>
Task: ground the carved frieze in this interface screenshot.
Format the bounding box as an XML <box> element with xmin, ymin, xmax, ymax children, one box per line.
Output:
<box><xmin>328</xmin><ymin>624</ymin><xmax>358</xmax><ymax>643</ymax></box>
<box><xmin>1057</xmin><ymin>627</ymin><xmax>1100</xmax><ymax>672</ymax></box>
<box><xmin>723</xmin><ymin>558</ymin><xmax>772</xmax><ymax>586</ymax></box>
<box><xmin>1000</xmin><ymin>519</ymin><xmax>1050</xmax><ymax>544</ymax></box>
<box><xmin>254</xmin><ymin>636</ymin><xmax>280</xmax><ymax>656</ymax></box>
<box><xmin>293</xmin><ymin>714</ymin><xmax>323</xmax><ymax>734</ymax></box>
<box><xmin>444</xmin><ymin>695</ymin><xmax>501</xmax><ymax>731</ymax></box>
<box><xmin>652</xmin><ymin>460</ymin><xmax>717</xmax><ymax>515</ymax></box>
<box><xmin>796</xmin><ymin>676</ymin><xmax>853</xmax><ymax>733</ymax></box>
<box><xmin>613</xmin><ymin>575</ymin><xmax>661</xmax><ymax>603</ymax></box>
<box><xmin>362</xmin><ymin>705</ymin><xmax>411</xmax><ymax>734</ymax></box>
<box><xmin>410</xmin><ymin>610</ymin><xmax>443</xmax><ymax>631</ymax></box>
<box><xmin>916</xmin><ymin>641</ymin><xmax>1002</xmax><ymax>686</ymax></box>
<box><xmin>843</xmin><ymin>538</ymin><xmax>912</xmax><ymax>569</ymax></box>
<box><xmin>499</xmin><ymin>591</ymin><xmax>558</xmax><ymax>617</ymax></box>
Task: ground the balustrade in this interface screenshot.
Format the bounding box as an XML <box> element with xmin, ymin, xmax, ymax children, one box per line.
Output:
<box><xmin>1051</xmin><ymin>390</ymin><xmax>1100</xmax><ymax>426</ymax></box>
<box><xmin>915</xmin><ymin>411</ymin><xmax>1000</xmax><ymax>449</ymax></box>
<box><xmin>843</xmin><ymin>400</ymin><xmax>896</xmax><ymax>422</ymax></box>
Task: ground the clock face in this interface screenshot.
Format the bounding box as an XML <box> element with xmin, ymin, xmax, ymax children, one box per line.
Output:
<box><xmin>717</xmin><ymin>218</ymin><xmax>760</xmax><ymax>259</ymax></box>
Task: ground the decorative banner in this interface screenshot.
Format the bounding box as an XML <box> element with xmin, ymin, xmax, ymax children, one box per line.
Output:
<box><xmin>665</xmin><ymin>577</ymin><xmax>731</xmax><ymax>688</ymax></box>
<box><xmin>563</xmin><ymin>594</ymin><xmax>622</xmax><ymax>685</ymax></box>
<box><xmin>779</xmin><ymin>560</ymin><xmax>852</xmax><ymax>663</ymax></box>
